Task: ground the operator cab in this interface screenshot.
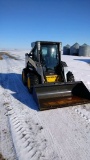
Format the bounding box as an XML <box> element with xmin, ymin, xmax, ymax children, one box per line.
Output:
<box><xmin>30</xmin><ymin>41</ymin><xmax>62</xmax><ymax>74</ymax></box>
<box><xmin>40</xmin><ymin>42</ymin><xmax>61</xmax><ymax>73</ymax></box>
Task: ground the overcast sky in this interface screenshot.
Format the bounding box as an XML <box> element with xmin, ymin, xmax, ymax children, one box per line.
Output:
<box><xmin>0</xmin><ymin>0</ymin><xmax>90</xmax><ymax>49</ymax></box>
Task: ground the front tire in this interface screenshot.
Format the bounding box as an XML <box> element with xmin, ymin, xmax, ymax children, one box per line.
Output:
<box><xmin>33</xmin><ymin>75</ymin><xmax>39</xmax><ymax>85</ymax></box>
<box><xmin>27</xmin><ymin>73</ymin><xmax>40</xmax><ymax>93</ymax></box>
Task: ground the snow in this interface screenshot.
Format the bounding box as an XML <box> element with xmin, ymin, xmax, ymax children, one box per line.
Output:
<box><xmin>0</xmin><ymin>50</ymin><xmax>90</xmax><ymax>160</ymax></box>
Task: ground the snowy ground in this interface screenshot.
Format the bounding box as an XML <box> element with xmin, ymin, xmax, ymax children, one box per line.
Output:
<box><xmin>0</xmin><ymin>50</ymin><xmax>90</xmax><ymax>160</ymax></box>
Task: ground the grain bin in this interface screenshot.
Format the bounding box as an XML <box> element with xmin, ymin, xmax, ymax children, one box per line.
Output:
<box><xmin>70</xmin><ymin>43</ymin><xmax>79</xmax><ymax>56</ymax></box>
<box><xmin>63</xmin><ymin>44</ymin><xmax>70</xmax><ymax>55</ymax></box>
<box><xmin>79</xmin><ymin>44</ymin><xmax>90</xmax><ymax>56</ymax></box>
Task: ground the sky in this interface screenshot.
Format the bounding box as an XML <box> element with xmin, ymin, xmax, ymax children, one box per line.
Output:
<box><xmin>0</xmin><ymin>0</ymin><xmax>90</xmax><ymax>49</ymax></box>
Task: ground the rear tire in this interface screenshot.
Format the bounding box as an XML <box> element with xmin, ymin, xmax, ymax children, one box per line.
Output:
<box><xmin>67</xmin><ymin>71</ymin><xmax>75</xmax><ymax>82</ymax></box>
<box><xmin>61</xmin><ymin>61</ymin><xmax>67</xmax><ymax>67</ymax></box>
<box><xmin>22</xmin><ymin>68</ymin><xmax>27</xmax><ymax>85</ymax></box>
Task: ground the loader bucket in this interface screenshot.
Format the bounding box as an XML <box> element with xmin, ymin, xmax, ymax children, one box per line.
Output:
<box><xmin>32</xmin><ymin>81</ymin><xmax>90</xmax><ymax>110</ymax></box>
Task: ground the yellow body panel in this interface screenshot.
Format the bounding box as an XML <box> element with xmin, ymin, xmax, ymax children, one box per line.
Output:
<box><xmin>46</xmin><ymin>75</ymin><xmax>61</xmax><ymax>82</ymax></box>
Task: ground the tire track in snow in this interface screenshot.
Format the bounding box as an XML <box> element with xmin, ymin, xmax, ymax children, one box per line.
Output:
<box><xmin>8</xmin><ymin>108</ymin><xmax>47</xmax><ymax>160</ymax></box>
<box><xmin>39</xmin><ymin>107</ymin><xmax>90</xmax><ymax>160</ymax></box>
<box><xmin>0</xmin><ymin>60</ymin><xmax>17</xmax><ymax>160</ymax></box>
<box><xmin>74</xmin><ymin>104</ymin><xmax>90</xmax><ymax>123</ymax></box>
<box><xmin>2</xmin><ymin>57</ymin><xmax>59</xmax><ymax>159</ymax></box>
<box><xmin>4</xmin><ymin>93</ymin><xmax>59</xmax><ymax>160</ymax></box>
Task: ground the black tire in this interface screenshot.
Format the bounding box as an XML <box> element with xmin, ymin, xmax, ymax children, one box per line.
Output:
<box><xmin>27</xmin><ymin>73</ymin><xmax>39</xmax><ymax>93</ymax></box>
<box><xmin>61</xmin><ymin>61</ymin><xmax>67</xmax><ymax>67</ymax></box>
<box><xmin>58</xmin><ymin>61</ymin><xmax>68</xmax><ymax>81</ymax></box>
<box><xmin>33</xmin><ymin>75</ymin><xmax>39</xmax><ymax>85</ymax></box>
<box><xmin>67</xmin><ymin>71</ymin><xmax>75</xmax><ymax>82</ymax></box>
<box><xmin>22</xmin><ymin>68</ymin><xmax>27</xmax><ymax>85</ymax></box>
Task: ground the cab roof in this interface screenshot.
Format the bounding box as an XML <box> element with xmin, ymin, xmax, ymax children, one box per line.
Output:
<box><xmin>31</xmin><ymin>41</ymin><xmax>62</xmax><ymax>48</ymax></box>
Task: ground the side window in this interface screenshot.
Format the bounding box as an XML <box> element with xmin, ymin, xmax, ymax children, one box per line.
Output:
<box><xmin>33</xmin><ymin>47</ymin><xmax>38</xmax><ymax>61</ymax></box>
<box><xmin>42</xmin><ymin>47</ymin><xmax>47</xmax><ymax>56</ymax></box>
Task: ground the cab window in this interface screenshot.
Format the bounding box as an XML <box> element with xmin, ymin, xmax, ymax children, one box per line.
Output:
<box><xmin>33</xmin><ymin>47</ymin><xmax>39</xmax><ymax>62</ymax></box>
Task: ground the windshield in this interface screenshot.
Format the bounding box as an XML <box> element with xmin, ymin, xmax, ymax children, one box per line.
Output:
<box><xmin>41</xmin><ymin>44</ymin><xmax>59</xmax><ymax>70</ymax></box>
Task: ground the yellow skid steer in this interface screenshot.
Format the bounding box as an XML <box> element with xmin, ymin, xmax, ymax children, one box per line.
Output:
<box><xmin>22</xmin><ymin>41</ymin><xmax>90</xmax><ymax>110</ymax></box>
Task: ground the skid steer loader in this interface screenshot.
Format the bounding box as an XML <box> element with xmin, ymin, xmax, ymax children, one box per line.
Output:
<box><xmin>22</xmin><ymin>41</ymin><xmax>90</xmax><ymax>110</ymax></box>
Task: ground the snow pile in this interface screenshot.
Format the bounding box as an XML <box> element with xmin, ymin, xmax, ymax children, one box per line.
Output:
<box><xmin>0</xmin><ymin>88</ymin><xmax>17</xmax><ymax>160</ymax></box>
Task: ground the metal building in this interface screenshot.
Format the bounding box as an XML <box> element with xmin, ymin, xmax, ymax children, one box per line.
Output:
<box><xmin>63</xmin><ymin>44</ymin><xmax>70</xmax><ymax>55</ymax></box>
<box><xmin>79</xmin><ymin>44</ymin><xmax>90</xmax><ymax>56</ymax></box>
<box><xmin>70</xmin><ymin>43</ymin><xmax>79</xmax><ymax>56</ymax></box>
